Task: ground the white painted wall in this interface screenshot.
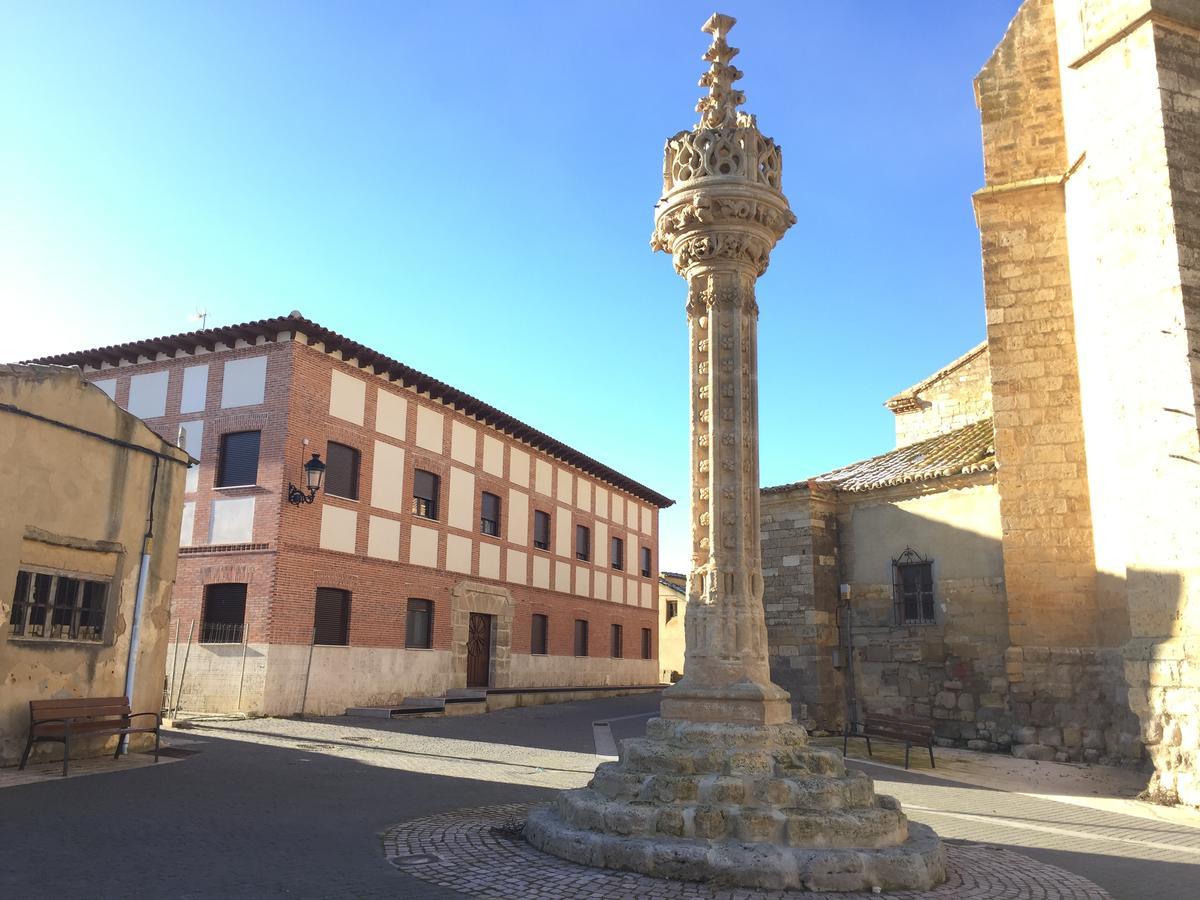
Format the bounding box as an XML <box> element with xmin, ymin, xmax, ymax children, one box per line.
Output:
<box><xmin>220</xmin><ymin>356</ymin><xmax>267</xmax><ymax>408</ymax></box>
<box><xmin>128</xmin><ymin>371</ymin><xmax>169</xmax><ymax>419</ymax></box>
<box><xmin>329</xmin><ymin>369</ymin><xmax>366</xmax><ymax>425</ymax></box>
<box><xmin>181</xmin><ymin>365</ymin><xmax>208</xmax><ymax>414</ymax></box>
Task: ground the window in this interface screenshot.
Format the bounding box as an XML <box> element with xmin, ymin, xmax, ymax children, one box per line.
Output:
<box><xmin>573</xmin><ymin>619</ymin><xmax>589</xmax><ymax>656</ymax></box>
<box><xmin>406</xmin><ymin>599</ymin><xmax>433</xmax><ymax>649</ymax></box>
<box><xmin>216</xmin><ymin>430</ymin><xmax>261</xmax><ymax>487</ymax></box>
<box><xmin>640</xmin><ymin>547</ymin><xmax>652</xmax><ymax>578</ymax></box>
<box><xmin>8</xmin><ymin>569</ymin><xmax>107</xmax><ymax>642</ymax></box>
<box><xmin>642</xmin><ymin>627</ymin><xmax>652</xmax><ymax>660</ymax></box>
<box><xmin>413</xmin><ymin>469</ymin><xmax>440</xmax><ymax>520</ymax></box>
<box><xmin>575</xmin><ymin>525</ymin><xmax>590</xmax><ymax>562</ymax></box>
<box><xmin>325</xmin><ymin>442</ymin><xmax>360</xmax><ymax>500</ymax></box>
<box><xmin>531</xmin><ymin>613</ymin><xmax>548</xmax><ymax>655</ymax></box>
<box><xmin>201</xmin><ymin>583</ymin><xmax>246</xmax><ymax>643</ymax></box>
<box><xmin>533</xmin><ymin>510</ymin><xmax>551</xmax><ymax>550</ymax></box>
<box><xmin>313</xmin><ymin>587</ymin><xmax>350</xmax><ymax>645</ymax></box>
<box><xmin>481</xmin><ymin>492</ymin><xmax>501</xmax><ymax>536</ymax></box>
<box><xmin>893</xmin><ymin>548</ymin><xmax>935</xmax><ymax>625</ymax></box>
<box><xmin>611</xmin><ymin>536</ymin><xmax>624</xmax><ymax>571</ymax></box>
<box><xmin>610</xmin><ymin>623</ymin><xmax>623</xmax><ymax>658</ymax></box>
<box><xmin>666</xmin><ymin>599</ymin><xmax>678</xmax><ymax>622</ymax></box>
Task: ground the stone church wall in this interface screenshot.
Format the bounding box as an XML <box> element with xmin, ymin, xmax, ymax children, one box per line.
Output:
<box><xmin>891</xmin><ymin>346</ymin><xmax>993</xmax><ymax>448</ymax></box>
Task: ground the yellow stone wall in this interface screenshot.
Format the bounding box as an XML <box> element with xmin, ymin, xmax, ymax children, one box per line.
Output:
<box><xmin>891</xmin><ymin>345</ymin><xmax>993</xmax><ymax>449</ymax></box>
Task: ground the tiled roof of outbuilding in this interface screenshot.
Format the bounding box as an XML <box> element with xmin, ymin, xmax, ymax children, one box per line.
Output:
<box><xmin>22</xmin><ymin>312</ymin><xmax>673</xmax><ymax>508</ymax></box>
<box><xmin>763</xmin><ymin>418</ymin><xmax>996</xmax><ymax>495</ymax></box>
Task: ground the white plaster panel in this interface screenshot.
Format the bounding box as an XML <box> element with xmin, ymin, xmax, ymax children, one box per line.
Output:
<box><xmin>451</xmin><ymin>421</ymin><xmax>477</xmax><ymax>465</ymax></box>
<box><xmin>478</xmin><ymin>542</ymin><xmax>500</xmax><ymax>580</ymax></box>
<box><xmin>180</xmin><ymin>419</ymin><xmax>204</xmax><ymax>493</ymax></box>
<box><xmin>220</xmin><ymin>356</ymin><xmax>267</xmax><ymax>408</ymax></box>
<box><xmin>375</xmin><ymin>389</ymin><xmax>408</xmax><ymax>440</ymax></box>
<box><xmin>93</xmin><ymin>378</ymin><xmax>117</xmax><ymax>401</ymax></box>
<box><xmin>180</xmin><ymin>365</ymin><xmax>208</xmax><ymax>413</ymax></box>
<box><xmin>556</xmin><ymin>468</ymin><xmax>572</xmax><ymax>503</ymax></box>
<box><xmin>534</xmin><ymin>459</ymin><xmax>552</xmax><ymax>496</ymax></box>
<box><xmin>505</xmin><ymin>549</ymin><xmax>527</xmax><ymax>585</ymax></box>
<box><xmin>318</xmin><ymin>504</ymin><xmax>357</xmax><ymax>554</ymax></box>
<box><xmin>574</xmin><ymin>566</ymin><xmax>590</xmax><ymax>598</ymax></box>
<box><xmin>509</xmin><ymin>447</ymin><xmax>530</xmax><ymax>487</ymax></box>
<box><xmin>367</xmin><ymin>515</ymin><xmax>401</xmax><ymax>561</ymax></box>
<box><xmin>127</xmin><ymin>370</ymin><xmax>169</xmax><ymax>419</ymax></box>
<box><xmin>640</xmin><ymin>583</ymin><xmax>652</xmax><ymax>608</ymax></box>
<box><xmin>627</xmin><ymin>578</ymin><xmax>638</xmax><ymax>605</ymax></box>
<box><xmin>593</xmin><ymin>572</ymin><xmax>607</xmax><ymax>601</ymax></box>
<box><xmin>446</xmin><ymin>533</ymin><xmax>472</xmax><ymax>574</ymax></box>
<box><xmin>555</xmin><ymin>505</ymin><xmax>572</xmax><ymax>558</ymax></box>
<box><xmin>448</xmin><ymin>467</ymin><xmax>475</xmax><ymax>531</ymax></box>
<box><xmin>595</xmin><ymin>486</ymin><xmax>609</xmax><ymax>520</ymax></box>
<box><xmin>532</xmin><ymin>555</ymin><xmax>550</xmax><ymax>589</ymax></box>
<box><xmin>577</xmin><ymin>480</ymin><xmax>591</xmax><ymax>513</ymax></box>
<box><xmin>180</xmin><ymin>501</ymin><xmax>195</xmax><ymax>546</ymax></box>
<box><xmin>626</xmin><ymin>500</ymin><xmax>638</xmax><ymax>530</ymax></box>
<box><xmin>507</xmin><ymin>488</ymin><xmax>528</xmax><ymax>546</ymax></box>
<box><xmin>611</xmin><ymin>494</ymin><xmax>624</xmax><ymax>525</ymax></box>
<box><xmin>554</xmin><ymin>560</ymin><xmax>571</xmax><ymax>593</ymax></box>
<box><xmin>210</xmin><ymin>497</ymin><xmax>256</xmax><ymax>544</ymax></box>
<box><xmin>409</xmin><ymin>525</ymin><xmax>439</xmax><ymax>568</ymax></box>
<box><xmin>595</xmin><ymin>521</ymin><xmax>609</xmax><ymax>568</ymax></box>
<box><xmin>329</xmin><ymin>369</ymin><xmax>366</xmax><ymax>425</ymax></box>
<box><xmin>370</xmin><ymin>440</ymin><xmax>406</xmax><ymax>513</ymax></box>
<box><xmin>415</xmin><ymin>406</ymin><xmax>444</xmax><ymax>452</ymax></box>
<box><xmin>641</xmin><ymin>505</ymin><xmax>652</xmax><ymax>535</ymax></box>
<box><xmin>611</xmin><ymin>574</ymin><xmax>624</xmax><ymax>605</ymax></box>
<box><xmin>482</xmin><ymin>435</ymin><xmax>504</xmax><ymax>476</ymax></box>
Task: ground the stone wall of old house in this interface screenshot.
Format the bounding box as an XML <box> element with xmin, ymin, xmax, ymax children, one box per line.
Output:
<box><xmin>890</xmin><ymin>346</ymin><xmax>993</xmax><ymax>449</ymax></box>
<box><xmin>760</xmin><ymin>484</ymin><xmax>840</xmax><ymax>729</ymax></box>
<box><xmin>837</xmin><ymin>478</ymin><xmax>1010</xmax><ymax>748</ymax></box>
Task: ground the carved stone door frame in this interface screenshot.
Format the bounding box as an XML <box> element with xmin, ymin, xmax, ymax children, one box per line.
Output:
<box><xmin>450</xmin><ymin>581</ymin><xmax>514</xmax><ymax>690</ymax></box>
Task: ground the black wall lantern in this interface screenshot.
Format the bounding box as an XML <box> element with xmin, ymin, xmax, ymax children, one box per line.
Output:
<box><xmin>288</xmin><ymin>452</ymin><xmax>326</xmax><ymax>505</ymax></box>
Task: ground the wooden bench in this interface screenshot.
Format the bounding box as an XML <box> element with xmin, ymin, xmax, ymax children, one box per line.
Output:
<box><xmin>843</xmin><ymin>712</ymin><xmax>935</xmax><ymax>770</ymax></box>
<box><xmin>19</xmin><ymin>696</ymin><xmax>160</xmax><ymax>777</ymax></box>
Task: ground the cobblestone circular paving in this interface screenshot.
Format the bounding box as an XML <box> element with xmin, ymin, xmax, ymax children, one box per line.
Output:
<box><xmin>382</xmin><ymin>803</ymin><xmax>1112</xmax><ymax>899</ymax></box>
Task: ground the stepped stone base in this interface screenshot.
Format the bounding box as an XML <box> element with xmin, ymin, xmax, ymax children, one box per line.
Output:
<box><xmin>525</xmin><ymin>718</ymin><xmax>946</xmax><ymax>892</ymax></box>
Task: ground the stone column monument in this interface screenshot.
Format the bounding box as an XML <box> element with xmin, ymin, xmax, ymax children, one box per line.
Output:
<box><xmin>525</xmin><ymin>15</ymin><xmax>945</xmax><ymax>891</ymax></box>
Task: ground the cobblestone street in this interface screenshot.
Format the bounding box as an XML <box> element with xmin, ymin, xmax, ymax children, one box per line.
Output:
<box><xmin>1</xmin><ymin>694</ymin><xmax>1197</xmax><ymax>899</ymax></box>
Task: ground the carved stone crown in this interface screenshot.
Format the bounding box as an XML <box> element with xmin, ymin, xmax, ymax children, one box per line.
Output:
<box><xmin>651</xmin><ymin>14</ymin><xmax>795</xmax><ymax>278</ymax></box>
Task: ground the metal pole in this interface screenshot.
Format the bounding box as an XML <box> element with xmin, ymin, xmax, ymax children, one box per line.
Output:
<box><xmin>236</xmin><ymin>627</ymin><xmax>250</xmax><ymax>713</ymax></box>
<box><xmin>298</xmin><ymin>627</ymin><xmax>316</xmax><ymax>717</ymax></box>
<box><xmin>166</xmin><ymin>619</ymin><xmax>181</xmax><ymax>714</ymax></box>
<box><xmin>173</xmin><ymin>620</ymin><xmax>195</xmax><ymax>718</ymax></box>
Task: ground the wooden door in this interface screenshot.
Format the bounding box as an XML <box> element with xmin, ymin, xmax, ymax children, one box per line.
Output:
<box><xmin>466</xmin><ymin>613</ymin><xmax>493</xmax><ymax>688</ymax></box>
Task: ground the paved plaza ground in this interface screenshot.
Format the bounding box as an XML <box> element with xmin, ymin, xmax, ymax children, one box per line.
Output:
<box><xmin>2</xmin><ymin>693</ymin><xmax>1198</xmax><ymax>899</ymax></box>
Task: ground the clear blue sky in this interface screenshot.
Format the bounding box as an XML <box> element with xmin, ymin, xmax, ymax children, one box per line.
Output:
<box><xmin>1</xmin><ymin>1</ymin><xmax>1021</xmax><ymax>572</ymax></box>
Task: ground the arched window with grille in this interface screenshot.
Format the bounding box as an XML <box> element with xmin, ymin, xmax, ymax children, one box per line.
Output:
<box><xmin>892</xmin><ymin>548</ymin><xmax>935</xmax><ymax>625</ymax></box>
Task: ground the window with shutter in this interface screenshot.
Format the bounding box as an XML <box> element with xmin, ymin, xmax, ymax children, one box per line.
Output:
<box><xmin>480</xmin><ymin>492</ymin><xmax>501</xmax><ymax>536</ymax></box>
<box><xmin>531</xmin><ymin>613</ymin><xmax>548</xmax><ymax>655</ymax></box>
<box><xmin>217</xmin><ymin>431</ymin><xmax>261</xmax><ymax>487</ymax></box>
<box><xmin>202</xmin><ymin>583</ymin><xmax>247</xmax><ymax>643</ymax></box>
<box><xmin>325</xmin><ymin>442</ymin><xmax>360</xmax><ymax>500</ymax></box>
<box><xmin>573</xmin><ymin>619</ymin><xmax>589</xmax><ymax>657</ymax></box>
<box><xmin>534</xmin><ymin>511</ymin><xmax>550</xmax><ymax>550</ymax></box>
<box><xmin>313</xmin><ymin>588</ymin><xmax>350</xmax><ymax>645</ymax></box>
<box><xmin>640</xmin><ymin>547</ymin><xmax>652</xmax><ymax>577</ymax></box>
<box><xmin>641</xmin><ymin>628</ymin><xmax>652</xmax><ymax>660</ymax></box>
<box><xmin>405</xmin><ymin>599</ymin><xmax>433</xmax><ymax>649</ymax></box>
<box><xmin>611</xmin><ymin>537</ymin><xmax>624</xmax><ymax>571</ymax></box>
<box><xmin>413</xmin><ymin>469</ymin><xmax>440</xmax><ymax>519</ymax></box>
<box><xmin>575</xmin><ymin>525</ymin><xmax>590</xmax><ymax>561</ymax></box>
<box><xmin>610</xmin><ymin>623</ymin><xmax>623</xmax><ymax>658</ymax></box>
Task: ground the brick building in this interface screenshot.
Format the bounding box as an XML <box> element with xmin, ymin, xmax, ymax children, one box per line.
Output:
<box><xmin>30</xmin><ymin>312</ymin><xmax>672</xmax><ymax>715</ymax></box>
<box><xmin>761</xmin><ymin>0</ymin><xmax>1200</xmax><ymax>805</ymax></box>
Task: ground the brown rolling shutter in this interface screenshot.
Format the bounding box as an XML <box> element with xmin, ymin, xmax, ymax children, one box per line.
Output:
<box><xmin>325</xmin><ymin>442</ymin><xmax>360</xmax><ymax>500</ymax></box>
<box><xmin>314</xmin><ymin>588</ymin><xmax>350</xmax><ymax>645</ymax></box>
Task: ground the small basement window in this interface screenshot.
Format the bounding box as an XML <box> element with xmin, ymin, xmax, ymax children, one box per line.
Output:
<box><xmin>8</xmin><ymin>568</ymin><xmax>108</xmax><ymax>642</ymax></box>
<box><xmin>893</xmin><ymin>548</ymin><xmax>935</xmax><ymax>625</ymax></box>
